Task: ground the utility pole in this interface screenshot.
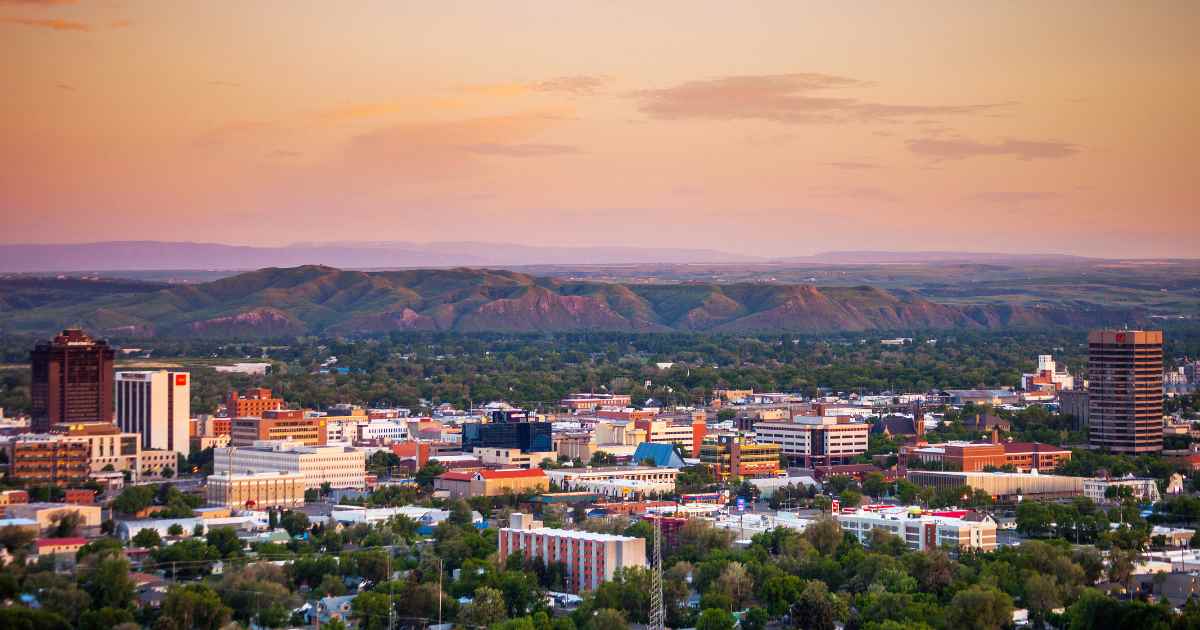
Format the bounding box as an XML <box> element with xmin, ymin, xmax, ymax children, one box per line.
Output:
<box><xmin>438</xmin><ymin>557</ymin><xmax>444</xmax><ymax>627</ymax></box>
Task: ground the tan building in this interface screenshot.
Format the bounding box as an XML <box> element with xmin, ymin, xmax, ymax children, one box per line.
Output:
<box><xmin>561</xmin><ymin>394</ymin><xmax>633</xmax><ymax>412</ymax></box>
<box><xmin>700</xmin><ymin>435</ymin><xmax>783</xmax><ymax>479</ymax></box>
<box><xmin>50</xmin><ymin>421</ymin><xmax>141</xmax><ymax>477</ymax></box>
<box><xmin>141</xmin><ymin>449</ymin><xmax>178</xmax><ymax>478</ymax></box>
<box><xmin>755</xmin><ymin>416</ymin><xmax>870</xmax><ymax>466</ymax></box>
<box><xmin>6</xmin><ymin>433</ymin><xmax>90</xmax><ymax>487</ymax></box>
<box><xmin>226</xmin><ymin>388</ymin><xmax>284</xmax><ymax>418</ymax></box>
<box><xmin>4</xmin><ymin>502</ymin><xmax>103</xmax><ymax>534</ymax></box>
<box><xmin>213</xmin><ymin>441</ymin><xmax>366</xmax><ymax>490</ymax></box>
<box><xmin>206</xmin><ymin>471</ymin><xmax>305</xmax><ymax>509</ymax></box>
<box><xmin>907</xmin><ymin>470</ymin><xmax>1084</xmax><ymax>502</ymax></box>
<box><xmin>435</xmin><ymin>468</ymin><xmax>548</xmax><ymax>499</ymax></box>
<box><xmin>1088</xmin><ymin>329</ymin><xmax>1164</xmax><ymax>453</ymax></box>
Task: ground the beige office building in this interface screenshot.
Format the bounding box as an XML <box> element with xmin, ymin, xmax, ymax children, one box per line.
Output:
<box><xmin>206</xmin><ymin>471</ymin><xmax>305</xmax><ymax>509</ymax></box>
<box><xmin>213</xmin><ymin>440</ymin><xmax>366</xmax><ymax>490</ymax></box>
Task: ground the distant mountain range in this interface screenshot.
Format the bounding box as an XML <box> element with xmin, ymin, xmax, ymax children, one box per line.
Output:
<box><xmin>0</xmin><ymin>265</ymin><xmax>1146</xmax><ymax>338</ymax></box>
<box><xmin>0</xmin><ymin>240</ymin><xmax>1137</xmax><ymax>273</ymax></box>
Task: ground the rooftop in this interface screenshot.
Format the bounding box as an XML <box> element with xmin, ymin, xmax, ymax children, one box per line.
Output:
<box><xmin>503</xmin><ymin>526</ymin><xmax>642</xmax><ymax>543</ymax></box>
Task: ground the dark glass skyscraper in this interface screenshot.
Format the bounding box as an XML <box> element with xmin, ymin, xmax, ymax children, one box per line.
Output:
<box><xmin>30</xmin><ymin>328</ymin><xmax>115</xmax><ymax>432</ymax></box>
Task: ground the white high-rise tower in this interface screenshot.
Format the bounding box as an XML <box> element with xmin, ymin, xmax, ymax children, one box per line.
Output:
<box><xmin>115</xmin><ymin>370</ymin><xmax>191</xmax><ymax>456</ymax></box>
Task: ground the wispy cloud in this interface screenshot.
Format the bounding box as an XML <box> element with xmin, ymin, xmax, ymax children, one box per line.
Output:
<box><xmin>633</xmin><ymin>73</ymin><xmax>1010</xmax><ymax>124</ymax></box>
<box><xmin>463</xmin><ymin>143</ymin><xmax>581</xmax><ymax>157</ymax></box>
<box><xmin>966</xmin><ymin>191</ymin><xmax>1060</xmax><ymax>204</ymax></box>
<box><xmin>1</xmin><ymin>16</ymin><xmax>88</xmax><ymax>30</ymax></box>
<box><xmin>907</xmin><ymin>137</ymin><xmax>1080</xmax><ymax>161</ymax></box>
<box><xmin>809</xmin><ymin>185</ymin><xmax>900</xmax><ymax>203</ymax></box>
<box><xmin>528</xmin><ymin>75</ymin><xmax>611</xmax><ymax>95</ymax></box>
<box><xmin>55</xmin><ymin>82</ymin><xmax>74</xmax><ymax>91</ymax></box>
<box><xmin>0</xmin><ymin>0</ymin><xmax>78</xmax><ymax>5</ymax></box>
<box><xmin>825</xmin><ymin>161</ymin><xmax>878</xmax><ymax>170</ymax></box>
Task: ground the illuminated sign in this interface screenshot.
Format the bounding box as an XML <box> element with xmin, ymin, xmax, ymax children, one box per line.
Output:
<box><xmin>175</xmin><ymin>373</ymin><xmax>188</xmax><ymax>386</ymax></box>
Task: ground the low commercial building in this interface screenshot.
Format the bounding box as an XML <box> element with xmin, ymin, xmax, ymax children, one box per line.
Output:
<box><xmin>214</xmin><ymin>441</ymin><xmax>366</xmax><ymax>490</ymax></box>
<box><xmin>141</xmin><ymin>449</ymin><xmax>178</xmax><ymax>478</ymax></box>
<box><xmin>36</xmin><ymin>537</ymin><xmax>87</xmax><ymax>557</ymax></box>
<box><xmin>49</xmin><ymin>421</ymin><xmax>141</xmax><ymax>477</ymax></box>
<box><xmin>906</xmin><ymin>470</ymin><xmax>1084</xmax><ymax>502</ymax></box>
<box><xmin>435</xmin><ymin>468</ymin><xmax>548</xmax><ymax>499</ymax></box>
<box><xmin>206</xmin><ymin>471</ymin><xmax>306</xmax><ymax>509</ymax></box>
<box><xmin>1084</xmin><ymin>475</ymin><xmax>1162</xmax><ymax>503</ymax></box>
<box><xmin>634</xmin><ymin>416</ymin><xmax>706</xmax><ymax>456</ymax></box>
<box><xmin>4</xmin><ymin>502</ymin><xmax>102</xmax><ymax>534</ymax></box>
<box><xmin>544</xmin><ymin>466</ymin><xmax>680</xmax><ymax>493</ymax></box>
<box><xmin>755</xmin><ymin>416</ymin><xmax>870</xmax><ymax>466</ymax></box>
<box><xmin>472</xmin><ymin>447</ymin><xmax>558</xmax><ymax>469</ymax></box>
<box><xmin>561</xmin><ymin>394</ymin><xmax>632</xmax><ymax>412</ymax></box>
<box><xmin>499</xmin><ymin>513</ymin><xmax>646</xmax><ymax>593</ymax></box>
<box><xmin>355</xmin><ymin>419</ymin><xmax>409</xmax><ymax>444</ymax></box>
<box><xmin>837</xmin><ymin>505</ymin><xmax>997</xmax><ymax>552</ymax></box>
<box><xmin>570</xmin><ymin>478</ymin><xmax>673</xmax><ymax>499</ymax></box>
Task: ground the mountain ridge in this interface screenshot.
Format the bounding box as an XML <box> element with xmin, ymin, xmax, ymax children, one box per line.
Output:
<box><xmin>0</xmin><ymin>265</ymin><xmax>1148</xmax><ymax>338</ymax></box>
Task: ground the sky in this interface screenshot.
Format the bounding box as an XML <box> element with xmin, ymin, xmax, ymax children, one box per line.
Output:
<box><xmin>2</xmin><ymin>1</ymin><xmax>1198</xmax><ymax>258</ymax></box>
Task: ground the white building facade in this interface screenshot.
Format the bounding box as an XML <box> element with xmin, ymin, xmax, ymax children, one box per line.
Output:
<box><xmin>115</xmin><ymin>370</ymin><xmax>191</xmax><ymax>456</ymax></box>
<box><xmin>213</xmin><ymin>440</ymin><xmax>366</xmax><ymax>490</ymax></box>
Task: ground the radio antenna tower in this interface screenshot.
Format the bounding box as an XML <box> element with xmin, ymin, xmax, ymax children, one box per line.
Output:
<box><xmin>649</xmin><ymin>515</ymin><xmax>665</xmax><ymax>630</ymax></box>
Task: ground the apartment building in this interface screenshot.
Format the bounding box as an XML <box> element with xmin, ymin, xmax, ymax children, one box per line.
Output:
<box><xmin>499</xmin><ymin>513</ymin><xmax>646</xmax><ymax>593</ymax></box>
<box><xmin>837</xmin><ymin>506</ymin><xmax>997</xmax><ymax>552</ymax></box>
<box><xmin>213</xmin><ymin>441</ymin><xmax>365</xmax><ymax>490</ymax></box>
<box><xmin>754</xmin><ymin>416</ymin><xmax>869</xmax><ymax>466</ymax></box>
<box><xmin>49</xmin><ymin>421</ymin><xmax>140</xmax><ymax>477</ymax></box>
<box><xmin>230</xmin><ymin>410</ymin><xmax>327</xmax><ymax>447</ymax></box>
<box><xmin>206</xmin><ymin>471</ymin><xmax>306</xmax><ymax>509</ymax></box>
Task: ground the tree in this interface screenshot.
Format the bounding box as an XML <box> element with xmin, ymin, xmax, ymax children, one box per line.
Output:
<box><xmin>205</xmin><ymin>526</ymin><xmax>243</xmax><ymax>557</ymax></box>
<box><xmin>862</xmin><ymin>472</ymin><xmax>888</xmax><ymax>499</ymax></box>
<box><xmin>803</xmin><ymin>516</ymin><xmax>842</xmax><ymax>556</ymax></box>
<box><xmin>1024</xmin><ymin>573</ymin><xmax>1061</xmax><ymax>629</ymax></box>
<box><xmin>305</xmin><ymin>488</ymin><xmax>320</xmax><ymax>502</ymax></box>
<box><xmin>789</xmin><ymin>580</ymin><xmax>838</xmax><ymax>630</ymax></box>
<box><xmin>78</xmin><ymin>607</ymin><xmax>135</xmax><ymax>630</ymax></box>
<box><xmin>159</xmin><ymin>584</ymin><xmax>232</xmax><ymax>630</ymax></box>
<box><xmin>590</xmin><ymin>451</ymin><xmax>618</xmax><ymax>466</ymax></box>
<box><xmin>82</xmin><ymin>556</ymin><xmax>136</xmax><ymax>610</ymax></box>
<box><xmin>167</xmin><ymin>523</ymin><xmax>184</xmax><ymax>536</ymax></box>
<box><xmin>0</xmin><ymin>524</ymin><xmax>36</xmax><ymax>553</ymax></box>
<box><xmin>351</xmin><ymin>591</ymin><xmax>392</xmax><ymax>630</ymax></box>
<box><xmin>132</xmin><ymin>528</ymin><xmax>163</xmax><ymax>548</ymax></box>
<box><xmin>715</xmin><ymin>561</ymin><xmax>753</xmax><ymax>610</ymax></box>
<box><xmin>696</xmin><ymin>608</ymin><xmax>736</xmax><ymax>630</ymax></box>
<box><xmin>583</xmin><ymin>608</ymin><xmax>628</xmax><ymax>630</ymax></box>
<box><xmin>460</xmin><ymin>586</ymin><xmax>508</xmax><ymax>628</ymax></box>
<box><xmin>279</xmin><ymin>510</ymin><xmax>310</xmax><ymax>536</ymax></box>
<box><xmin>448</xmin><ymin>499</ymin><xmax>475</xmax><ymax>526</ymax></box>
<box><xmin>52</xmin><ymin>511</ymin><xmax>82</xmax><ymax>537</ymax></box>
<box><xmin>741</xmin><ymin>607</ymin><xmax>769</xmax><ymax>630</ymax></box>
<box><xmin>946</xmin><ymin>586</ymin><xmax>1014</xmax><ymax>630</ymax></box>
<box><xmin>161</xmin><ymin>466</ymin><xmax>174</xmax><ymax>478</ymax></box>
<box><xmin>415</xmin><ymin>461</ymin><xmax>446</xmax><ymax>488</ymax></box>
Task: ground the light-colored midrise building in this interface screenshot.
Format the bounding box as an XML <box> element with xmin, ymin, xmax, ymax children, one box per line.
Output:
<box><xmin>206</xmin><ymin>471</ymin><xmax>306</xmax><ymax>509</ymax></box>
<box><xmin>836</xmin><ymin>505</ymin><xmax>997</xmax><ymax>552</ymax></box>
<box><xmin>213</xmin><ymin>440</ymin><xmax>365</xmax><ymax>490</ymax></box>
<box><xmin>499</xmin><ymin>513</ymin><xmax>646</xmax><ymax>593</ymax></box>
<box><xmin>754</xmin><ymin>416</ymin><xmax>869</xmax><ymax>466</ymax></box>
<box><xmin>115</xmin><ymin>370</ymin><xmax>191</xmax><ymax>456</ymax></box>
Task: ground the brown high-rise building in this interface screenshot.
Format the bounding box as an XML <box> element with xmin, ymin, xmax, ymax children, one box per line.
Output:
<box><xmin>1088</xmin><ymin>330</ymin><xmax>1164</xmax><ymax>454</ymax></box>
<box><xmin>30</xmin><ymin>329</ymin><xmax>115</xmax><ymax>433</ymax></box>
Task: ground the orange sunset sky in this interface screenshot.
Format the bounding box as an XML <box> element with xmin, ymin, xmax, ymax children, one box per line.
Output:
<box><xmin>2</xmin><ymin>1</ymin><xmax>1198</xmax><ymax>258</ymax></box>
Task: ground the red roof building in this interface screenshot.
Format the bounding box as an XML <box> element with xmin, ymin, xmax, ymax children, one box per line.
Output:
<box><xmin>434</xmin><ymin>467</ymin><xmax>548</xmax><ymax>498</ymax></box>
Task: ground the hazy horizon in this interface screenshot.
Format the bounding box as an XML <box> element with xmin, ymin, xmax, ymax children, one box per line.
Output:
<box><xmin>4</xmin><ymin>2</ymin><xmax>1198</xmax><ymax>258</ymax></box>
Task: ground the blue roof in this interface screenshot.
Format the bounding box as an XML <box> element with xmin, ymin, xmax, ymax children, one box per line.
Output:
<box><xmin>632</xmin><ymin>442</ymin><xmax>685</xmax><ymax>468</ymax></box>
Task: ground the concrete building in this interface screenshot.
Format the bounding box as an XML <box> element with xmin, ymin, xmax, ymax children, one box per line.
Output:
<box><xmin>499</xmin><ymin>512</ymin><xmax>646</xmax><ymax>593</ymax></box>
<box><xmin>1088</xmin><ymin>330</ymin><xmax>1164</xmax><ymax>453</ymax></box>
<box><xmin>906</xmin><ymin>470</ymin><xmax>1084</xmax><ymax>502</ymax></box>
<box><xmin>1058</xmin><ymin>389</ymin><xmax>1090</xmax><ymax>431</ymax></box>
<box><xmin>206</xmin><ymin>471</ymin><xmax>306</xmax><ymax>509</ymax></box>
<box><xmin>544</xmin><ymin>466</ymin><xmax>679</xmax><ymax>492</ymax></box>
<box><xmin>837</xmin><ymin>505</ymin><xmax>997</xmax><ymax>552</ymax></box>
<box><xmin>213</xmin><ymin>440</ymin><xmax>365</xmax><ymax>490</ymax></box>
<box><xmin>905</xmin><ymin>437</ymin><xmax>1071</xmax><ymax>473</ymax></box>
<box><xmin>634</xmin><ymin>416</ymin><xmax>706</xmax><ymax>456</ymax></box>
<box><xmin>355</xmin><ymin>419</ymin><xmax>409</xmax><ymax>444</ymax></box>
<box><xmin>225</xmin><ymin>388</ymin><xmax>284</xmax><ymax>418</ymax></box>
<box><xmin>755</xmin><ymin>416</ymin><xmax>869</xmax><ymax>466</ymax></box>
<box><xmin>141</xmin><ymin>449</ymin><xmax>178</xmax><ymax>478</ymax></box>
<box><xmin>230</xmin><ymin>411</ymin><xmax>327</xmax><ymax>447</ymax></box>
<box><xmin>115</xmin><ymin>370</ymin><xmax>191</xmax><ymax>456</ymax></box>
<box><xmin>434</xmin><ymin>468</ymin><xmax>548</xmax><ymax>499</ymax></box>
<box><xmin>4</xmin><ymin>502</ymin><xmax>102</xmax><ymax>534</ymax></box>
<box><xmin>30</xmin><ymin>328</ymin><xmax>115</xmax><ymax>432</ymax></box>
<box><xmin>1083</xmin><ymin>475</ymin><xmax>1162</xmax><ymax>503</ymax></box>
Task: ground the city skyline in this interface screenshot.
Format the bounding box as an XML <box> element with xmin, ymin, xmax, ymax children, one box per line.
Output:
<box><xmin>3</xmin><ymin>2</ymin><xmax>1198</xmax><ymax>258</ymax></box>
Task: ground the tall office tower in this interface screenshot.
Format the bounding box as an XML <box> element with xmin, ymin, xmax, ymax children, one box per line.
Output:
<box><xmin>1088</xmin><ymin>330</ymin><xmax>1164</xmax><ymax>454</ymax></box>
<box><xmin>30</xmin><ymin>328</ymin><xmax>115</xmax><ymax>432</ymax></box>
<box><xmin>115</xmin><ymin>370</ymin><xmax>191</xmax><ymax>456</ymax></box>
